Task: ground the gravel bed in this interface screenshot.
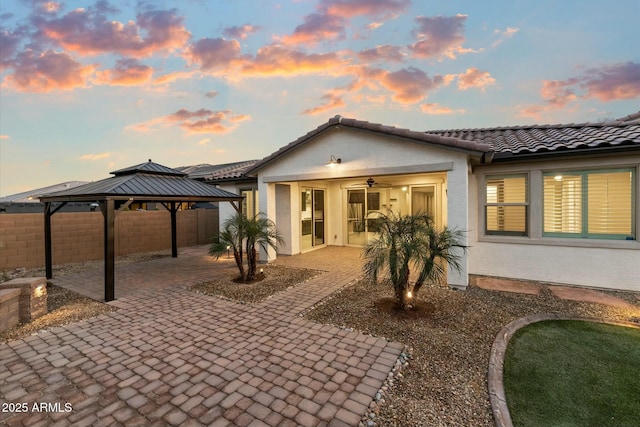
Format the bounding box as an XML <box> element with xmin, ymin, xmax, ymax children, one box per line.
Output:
<box><xmin>191</xmin><ymin>265</ymin><xmax>322</xmax><ymax>304</ymax></box>
<box><xmin>0</xmin><ymin>283</ymin><xmax>117</xmax><ymax>343</ymax></box>
<box><xmin>305</xmin><ymin>280</ymin><xmax>640</xmax><ymax>427</ymax></box>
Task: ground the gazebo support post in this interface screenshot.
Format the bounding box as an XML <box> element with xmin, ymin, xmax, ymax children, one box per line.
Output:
<box><xmin>44</xmin><ymin>202</ymin><xmax>53</xmax><ymax>279</ymax></box>
<box><xmin>102</xmin><ymin>198</ymin><xmax>116</xmax><ymax>302</ymax></box>
<box><xmin>170</xmin><ymin>202</ymin><xmax>178</xmax><ymax>258</ymax></box>
<box><xmin>44</xmin><ymin>201</ymin><xmax>68</xmax><ymax>279</ymax></box>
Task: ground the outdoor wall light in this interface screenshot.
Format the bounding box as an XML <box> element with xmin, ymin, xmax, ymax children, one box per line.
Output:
<box><xmin>326</xmin><ymin>155</ymin><xmax>342</xmax><ymax>167</ymax></box>
<box><xmin>366</xmin><ymin>177</ymin><xmax>375</xmax><ymax>187</ymax></box>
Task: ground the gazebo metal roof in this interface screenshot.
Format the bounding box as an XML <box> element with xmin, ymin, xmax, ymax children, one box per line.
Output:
<box><xmin>39</xmin><ymin>160</ymin><xmax>243</xmax><ymax>302</ymax></box>
<box><xmin>41</xmin><ymin>160</ymin><xmax>242</xmax><ymax>203</ymax></box>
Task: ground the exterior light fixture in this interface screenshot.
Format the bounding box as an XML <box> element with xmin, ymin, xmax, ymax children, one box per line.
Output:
<box><xmin>226</xmin><ymin>245</ymin><xmax>231</xmax><ymax>258</ymax></box>
<box><xmin>366</xmin><ymin>177</ymin><xmax>375</xmax><ymax>187</ymax></box>
<box><xmin>407</xmin><ymin>291</ymin><xmax>413</xmax><ymax>299</ymax></box>
<box><xmin>326</xmin><ymin>155</ymin><xmax>342</xmax><ymax>167</ymax></box>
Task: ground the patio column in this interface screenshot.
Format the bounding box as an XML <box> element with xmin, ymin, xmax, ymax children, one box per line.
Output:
<box><xmin>258</xmin><ymin>179</ymin><xmax>277</xmax><ymax>262</ymax></box>
<box><xmin>446</xmin><ymin>160</ymin><xmax>469</xmax><ymax>289</ymax></box>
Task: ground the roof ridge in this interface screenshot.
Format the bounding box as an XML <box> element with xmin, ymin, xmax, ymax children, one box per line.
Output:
<box><xmin>427</xmin><ymin>112</ymin><xmax>640</xmax><ymax>134</ymax></box>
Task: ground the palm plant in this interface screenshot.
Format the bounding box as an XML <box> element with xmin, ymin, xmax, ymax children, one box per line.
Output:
<box><xmin>243</xmin><ymin>214</ymin><xmax>284</xmax><ymax>281</ymax></box>
<box><xmin>209</xmin><ymin>212</ymin><xmax>282</xmax><ymax>282</ymax></box>
<box><xmin>362</xmin><ymin>211</ymin><xmax>466</xmax><ymax>309</ymax></box>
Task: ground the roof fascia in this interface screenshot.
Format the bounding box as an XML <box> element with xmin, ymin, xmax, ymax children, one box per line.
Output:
<box><xmin>491</xmin><ymin>145</ymin><xmax>640</xmax><ymax>163</ymax></box>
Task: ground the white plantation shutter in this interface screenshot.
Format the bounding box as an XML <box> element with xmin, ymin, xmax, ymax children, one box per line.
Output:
<box><xmin>543</xmin><ymin>169</ymin><xmax>634</xmax><ymax>238</ymax></box>
<box><xmin>587</xmin><ymin>171</ymin><xmax>633</xmax><ymax>235</ymax></box>
<box><xmin>485</xmin><ymin>175</ymin><xmax>527</xmax><ymax>235</ymax></box>
<box><xmin>543</xmin><ymin>174</ymin><xmax>582</xmax><ymax>234</ymax></box>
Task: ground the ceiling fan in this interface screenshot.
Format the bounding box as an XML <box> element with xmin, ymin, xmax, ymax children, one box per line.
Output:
<box><xmin>345</xmin><ymin>177</ymin><xmax>393</xmax><ymax>188</ymax></box>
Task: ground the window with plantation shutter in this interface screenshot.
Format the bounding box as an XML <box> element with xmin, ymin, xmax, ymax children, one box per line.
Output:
<box><xmin>543</xmin><ymin>169</ymin><xmax>634</xmax><ymax>239</ymax></box>
<box><xmin>485</xmin><ymin>175</ymin><xmax>528</xmax><ymax>235</ymax></box>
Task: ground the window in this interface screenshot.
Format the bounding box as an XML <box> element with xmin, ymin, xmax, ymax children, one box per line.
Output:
<box><xmin>485</xmin><ymin>175</ymin><xmax>528</xmax><ymax>236</ymax></box>
<box><xmin>543</xmin><ymin>169</ymin><xmax>634</xmax><ymax>239</ymax></box>
<box><xmin>241</xmin><ymin>189</ymin><xmax>259</xmax><ymax>218</ymax></box>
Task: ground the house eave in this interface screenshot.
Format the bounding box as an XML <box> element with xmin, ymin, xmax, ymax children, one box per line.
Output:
<box><xmin>489</xmin><ymin>145</ymin><xmax>640</xmax><ymax>164</ymax></box>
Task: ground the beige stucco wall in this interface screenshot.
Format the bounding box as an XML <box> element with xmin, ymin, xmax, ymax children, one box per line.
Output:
<box><xmin>468</xmin><ymin>154</ymin><xmax>640</xmax><ymax>291</ymax></box>
<box><xmin>0</xmin><ymin>209</ymin><xmax>218</xmax><ymax>270</ymax></box>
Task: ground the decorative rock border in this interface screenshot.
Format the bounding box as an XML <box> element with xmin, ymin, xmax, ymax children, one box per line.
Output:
<box><xmin>489</xmin><ymin>314</ymin><xmax>640</xmax><ymax>427</ymax></box>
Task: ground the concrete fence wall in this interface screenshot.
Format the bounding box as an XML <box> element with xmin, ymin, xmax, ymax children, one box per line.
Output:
<box><xmin>0</xmin><ymin>209</ymin><xmax>219</xmax><ymax>270</ymax></box>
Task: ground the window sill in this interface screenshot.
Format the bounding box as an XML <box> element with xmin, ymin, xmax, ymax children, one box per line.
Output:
<box><xmin>478</xmin><ymin>235</ymin><xmax>640</xmax><ymax>250</ymax></box>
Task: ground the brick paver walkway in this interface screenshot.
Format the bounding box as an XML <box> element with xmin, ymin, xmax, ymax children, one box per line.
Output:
<box><xmin>0</xmin><ymin>246</ymin><xmax>404</xmax><ymax>426</ymax></box>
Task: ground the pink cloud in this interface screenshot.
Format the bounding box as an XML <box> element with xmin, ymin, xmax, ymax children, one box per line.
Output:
<box><xmin>420</xmin><ymin>103</ymin><xmax>464</xmax><ymax>115</ymax></box>
<box><xmin>324</xmin><ymin>0</ymin><xmax>410</xmax><ymax>18</ymax></box>
<box><xmin>240</xmin><ymin>44</ymin><xmax>343</xmax><ymax>77</ymax></box>
<box><xmin>519</xmin><ymin>62</ymin><xmax>639</xmax><ymax>119</ymax></box>
<box><xmin>581</xmin><ymin>62</ymin><xmax>640</xmax><ymax>101</ymax></box>
<box><xmin>492</xmin><ymin>27</ymin><xmax>519</xmax><ymax>47</ymax></box>
<box><xmin>380</xmin><ymin>67</ymin><xmax>443</xmax><ymax>103</ymax></box>
<box><xmin>0</xmin><ymin>30</ymin><xmax>22</xmax><ymax>71</ymax></box>
<box><xmin>185</xmin><ymin>37</ymin><xmax>242</xmax><ymax>72</ymax></box>
<box><xmin>409</xmin><ymin>14</ymin><xmax>473</xmax><ymax>59</ymax></box>
<box><xmin>281</xmin><ymin>13</ymin><xmax>346</xmax><ymax>45</ymax></box>
<box><xmin>152</xmin><ymin>70</ymin><xmax>196</xmax><ymax>85</ymax></box>
<box><xmin>457</xmin><ymin>67</ymin><xmax>495</xmax><ymax>91</ymax></box>
<box><xmin>3</xmin><ymin>50</ymin><xmax>95</xmax><ymax>92</ymax></box>
<box><xmin>223</xmin><ymin>24</ymin><xmax>261</xmax><ymax>40</ymax></box>
<box><xmin>95</xmin><ymin>58</ymin><xmax>153</xmax><ymax>86</ymax></box>
<box><xmin>127</xmin><ymin>108</ymin><xmax>250</xmax><ymax>135</ymax></box>
<box><xmin>357</xmin><ymin>44</ymin><xmax>404</xmax><ymax>63</ymax></box>
<box><xmin>37</xmin><ymin>7</ymin><xmax>190</xmax><ymax>57</ymax></box>
<box><xmin>279</xmin><ymin>0</ymin><xmax>409</xmax><ymax>46</ymax></box>
<box><xmin>301</xmin><ymin>93</ymin><xmax>345</xmax><ymax>115</ymax></box>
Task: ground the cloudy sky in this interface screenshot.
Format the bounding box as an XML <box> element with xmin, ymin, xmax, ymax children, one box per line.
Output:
<box><xmin>1</xmin><ymin>0</ymin><xmax>638</xmax><ymax>196</ymax></box>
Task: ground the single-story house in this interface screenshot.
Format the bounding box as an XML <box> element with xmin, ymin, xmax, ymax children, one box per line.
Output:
<box><xmin>209</xmin><ymin>112</ymin><xmax>640</xmax><ymax>292</ymax></box>
<box><xmin>0</xmin><ymin>181</ymin><xmax>91</xmax><ymax>213</ymax></box>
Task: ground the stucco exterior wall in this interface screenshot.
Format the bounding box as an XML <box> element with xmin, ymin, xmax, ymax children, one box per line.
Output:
<box><xmin>250</xmin><ymin>127</ymin><xmax>472</xmax><ymax>285</ymax></box>
<box><xmin>0</xmin><ymin>209</ymin><xmax>218</xmax><ymax>270</ymax></box>
<box><xmin>468</xmin><ymin>154</ymin><xmax>640</xmax><ymax>291</ymax></box>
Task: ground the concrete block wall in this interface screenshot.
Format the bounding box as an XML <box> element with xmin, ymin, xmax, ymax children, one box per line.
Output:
<box><xmin>0</xmin><ymin>209</ymin><xmax>218</xmax><ymax>270</ymax></box>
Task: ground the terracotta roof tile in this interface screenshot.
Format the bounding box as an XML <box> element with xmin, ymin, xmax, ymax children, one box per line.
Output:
<box><xmin>427</xmin><ymin>114</ymin><xmax>640</xmax><ymax>157</ymax></box>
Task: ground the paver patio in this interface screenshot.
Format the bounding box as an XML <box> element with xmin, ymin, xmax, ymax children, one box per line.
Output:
<box><xmin>0</xmin><ymin>246</ymin><xmax>404</xmax><ymax>427</ymax></box>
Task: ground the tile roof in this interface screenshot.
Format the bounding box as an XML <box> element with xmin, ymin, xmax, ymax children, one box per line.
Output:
<box><xmin>426</xmin><ymin>112</ymin><xmax>640</xmax><ymax>159</ymax></box>
<box><xmin>176</xmin><ymin>160</ymin><xmax>259</xmax><ymax>182</ymax></box>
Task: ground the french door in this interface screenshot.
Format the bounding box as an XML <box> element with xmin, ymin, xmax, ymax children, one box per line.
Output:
<box><xmin>301</xmin><ymin>188</ymin><xmax>325</xmax><ymax>251</ymax></box>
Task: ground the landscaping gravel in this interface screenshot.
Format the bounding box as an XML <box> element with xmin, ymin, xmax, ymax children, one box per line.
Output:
<box><xmin>305</xmin><ymin>280</ymin><xmax>640</xmax><ymax>427</ymax></box>
<box><xmin>191</xmin><ymin>264</ymin><xmax>322</xmax><ymax>303</ymax></box>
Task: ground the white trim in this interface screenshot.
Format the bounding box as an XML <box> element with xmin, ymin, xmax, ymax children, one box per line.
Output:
<box><xmin>262</xmin><ymin>162</ymin><xmax>454</xmax><ymax>183</ymax></box>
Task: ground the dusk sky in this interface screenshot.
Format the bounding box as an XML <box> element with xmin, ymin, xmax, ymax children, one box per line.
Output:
<box><xmin>1</xmin><ymin>0</ymin><xmax>639</xmax><ymax>197</ymax></box>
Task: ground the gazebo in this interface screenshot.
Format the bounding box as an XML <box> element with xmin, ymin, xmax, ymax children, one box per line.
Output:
<box><xmin>39</xmin><ymin>160</ymin><xmax>243</xmax><ymax>301</ymax></box>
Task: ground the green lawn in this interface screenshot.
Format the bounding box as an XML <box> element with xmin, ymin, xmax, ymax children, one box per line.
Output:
<box><xmin>504</xmin><ymin>320</ymin><xmax>640</xmax><ymax>427</ymax></box>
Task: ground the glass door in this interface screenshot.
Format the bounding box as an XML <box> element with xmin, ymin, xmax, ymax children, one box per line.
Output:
<box><xmin>347</xmin><ymin>188</ymin><xmax>385</xmax><ymax>245</ymax></box>
<box><xmin>301</xmin><ymin>188</ymin><xmax>325</xmax><ymax>251</ymax></box>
